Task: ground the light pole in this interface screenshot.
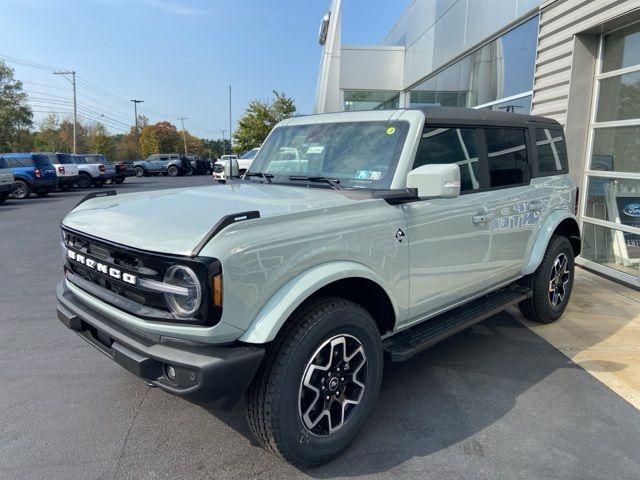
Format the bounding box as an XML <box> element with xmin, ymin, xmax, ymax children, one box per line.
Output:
<box><xmin>53</xmin><ymin>70</ymin><xmax>76</xmax><ymax>154</ymax></box>
<box><xmin>130</xmin><ymin>99</ymin><xmax>144</xmax><ymax>160</ymax></box>
<box><xmin>228</xmin><ymin>85</ymin><xmax>232</xmax><ymax>152</ymax></box>
<box><xmin>178</xmin><ymin>117</ymin><xmax>188</xmax><ymax>156</ymax></box>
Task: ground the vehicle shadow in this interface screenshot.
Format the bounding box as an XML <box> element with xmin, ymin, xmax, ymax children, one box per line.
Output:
<box><xmin>198</xmin><ymin>311</ymin><xmax>639</xmax><ymax>477</ymax></box>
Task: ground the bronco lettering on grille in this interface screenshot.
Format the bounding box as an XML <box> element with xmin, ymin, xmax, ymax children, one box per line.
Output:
<box><xmin>67</xmin><ymin>249</ymin><xmax>137</xmax><ymax>285</ymax></box>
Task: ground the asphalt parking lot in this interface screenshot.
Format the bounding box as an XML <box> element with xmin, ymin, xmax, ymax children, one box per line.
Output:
<box><xmin>1</xmin><ymin>176</ymin><xmax>639</xmax><ymax>480</ymax></box>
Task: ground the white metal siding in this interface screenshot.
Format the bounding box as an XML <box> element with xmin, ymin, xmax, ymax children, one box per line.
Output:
<box><xmin>531</xmin><ymin>0</ymin><xmax>640</xmax><ymax>123</ymax></box>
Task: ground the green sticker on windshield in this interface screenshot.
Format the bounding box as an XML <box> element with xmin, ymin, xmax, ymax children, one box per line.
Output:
<box><xmin>386</xmin><ymin>127</ymin><xmax>396</xmax><ymax>135</ymax></box>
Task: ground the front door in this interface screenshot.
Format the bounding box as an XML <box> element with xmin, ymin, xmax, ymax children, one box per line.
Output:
<box><xmin>403</xmin><ymin>126</ymin><xmax>492</xmax><ymax>325</ymax></box>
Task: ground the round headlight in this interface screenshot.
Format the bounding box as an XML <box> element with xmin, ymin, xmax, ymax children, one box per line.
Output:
<box><xmin>163</xmin><ymin>265</ymin><xmax>202</xmax><ymax>317</ymax></box>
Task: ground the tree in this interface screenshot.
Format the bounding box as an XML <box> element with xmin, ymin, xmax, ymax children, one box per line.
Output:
<box><xmin>58</xmin><ymin>118</ymin><xmax>89</xmax><ymax>153</ymax></box>
<box><xmin>202</xmin><ymin>138</ymin><xmax>231</xmax><ymax>159</ymax></box>
<box><xmin>34</xmin><ymin>113</ymin><xmax>61</xmax><ymax>152</ymax></box>
<box><xmin>183</xmin><ymin>131</ymin><xmax>205</xmax><ymax>156</ymax></box>
<box><xmin>139</xmin><ymin>121</ymin><xmax>180</xmax><ymax>158</ymax></box>
<box><xmin>0</xmin><ymin>61</ymin><xmax>33</xmax><ymax>151</ymax></box>
<box><xmin>88</xmin><ymin>122</ymin><xmax>114</xmax><ymax>157</ymax></box>
<box><xmin>233</xmin><ymin>91</ymin><xmax>296</xmax><ymax>151</ymax></box>
<box><xmin>10</xmin><ymin>129</ymin><xmax>35</xmax><ymax>152</ymax></box>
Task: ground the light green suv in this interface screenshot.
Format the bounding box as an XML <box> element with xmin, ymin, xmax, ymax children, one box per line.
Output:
<box><xmin>0</xmin><ymin>157</ymin><xmax>15</xmax><ymax>204</ymax></box>
<box><xmin>56</xmin><ymin>107</ymin><xmax>580</xmax><ymax>466</ymax></box>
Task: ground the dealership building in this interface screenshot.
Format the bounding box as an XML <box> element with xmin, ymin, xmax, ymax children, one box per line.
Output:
<box><xmin>316</xmin><ymin>0</ymin><xmax>640</xmax><ymax>287</ymax></box>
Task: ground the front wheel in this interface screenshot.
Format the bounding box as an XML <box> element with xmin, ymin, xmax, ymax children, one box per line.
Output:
<box><xmin>134</xmin><ymin>166</ymin><xmax>145</xmax><ymax>177</ymax></box>
<box><xmin>167</xmin><ymin>165</ymin><xmax>179</xmax><ymax>177</ymax></box>
<box><xmin>246</xmin><ymin>296</ymin><xmax>383</xmax><ymax>466</ymax></box>
<box><xmin>104</xmin><ymin>177</ymin><xmax>113</xmax><ymax>185</ymax></box>
<box><xmin>518</xmin><ymin>235</ymin><xmax>575</xmax><ymax>324</ymax></box>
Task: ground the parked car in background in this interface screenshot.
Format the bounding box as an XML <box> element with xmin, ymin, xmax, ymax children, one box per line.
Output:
<box><xmin>238</xmin><ymin>148</ymin><xmax>259</xmax><ymax>174</ymax></box>
<box><xmin>109</xmin><ymin>159</ymin><xmax>135</xmax><ymax>184</ymax></box>
<box><xmin>45</xmin><ymin>153</ymin><xmax>79</xmax><ymax>191</ymax></box>
<box><xmin>0</xmin><ymin>157</ymin><xmax>15</xmax><ymax>204</ymax></box>
<box><xmin>187</xmin><ymin>155</ymin><xmax>210</xmax><ymax>175</ymax></box>
<box><xmin>72</xmin><ymin>154</ymin><xmax>116</xmax><ymax>188</ymax></box>
<box><xmin>133</xmin><ymin>154</ymin><xmax>188</xmax><ymax>177</ymax></box>
<box><xmin>2</xmin><ymin>152</ymin><xmax>57</xmax><ymax>199</ymax></box>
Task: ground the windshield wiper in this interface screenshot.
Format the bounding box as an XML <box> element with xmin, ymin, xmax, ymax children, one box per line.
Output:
<box><xmin>244</xmin><ymin>171</ymin><xmax>273</xmax><ymax>183</ymax></box>
<box><xmin>288</xmin><ymin>175</ymin><xmax>343</xmax><ymax>190</ymax></box>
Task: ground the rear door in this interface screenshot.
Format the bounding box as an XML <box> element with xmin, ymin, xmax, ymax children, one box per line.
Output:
<box><xmin>483</xmin><ymin>127</ymin><xmax>541</xmax><ymax>283</ymax></box>
<box><xmin>403</xmin><ymin>125</ymin><xmax>493</xmax><ymax>322</ymax></box>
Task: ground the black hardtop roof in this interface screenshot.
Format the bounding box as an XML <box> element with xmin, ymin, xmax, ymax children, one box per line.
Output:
<box><xmin>412</xmin><ymin>106</ymin><xmax>561</xmax><ymax>128</ymax></box>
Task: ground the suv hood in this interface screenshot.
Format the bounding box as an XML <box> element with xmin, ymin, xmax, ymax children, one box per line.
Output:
<box><xmin>62</xmin><ymin>182</ymin><xmax>364</xmax><ymax>255</ymax></box>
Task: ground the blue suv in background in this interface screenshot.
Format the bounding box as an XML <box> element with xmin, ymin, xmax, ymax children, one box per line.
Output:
<box><xmin>2</xmin><ymin>153</ymin><xmax>57</xmax><ymax>199</ymax></box>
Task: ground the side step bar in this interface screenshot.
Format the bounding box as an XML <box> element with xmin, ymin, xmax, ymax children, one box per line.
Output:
<box><xmin>383</xmin><ymin>286</ymin><xmax>532</xmax><ymax>362</ymax></box>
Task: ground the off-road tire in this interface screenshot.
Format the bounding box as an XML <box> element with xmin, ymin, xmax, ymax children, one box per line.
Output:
<box><xmin>246</xmin><ymin>296</ymin><xmax>383</xmax><ymax>467</ymax></box>
<box><xmin>77</xmin><ymin>173</ymin><xmax>92</xmax><ymax>189</ymax></box>
<box><xmin>134</xmin><ymin>166</ymin><xmax>145</xmax><ymax>177</ymax></box>
<box><xmin>518</xmin><ymin>235</ymin><xmax>574</xmax><ymax>324</ymax></box>
<box><xmin>11</xmin><ymin>180</ymin><xmax>30</xmax><ymax>199</ymax></box>
<box><xmin>167</xmin><ymin>165</ymin><xmax>179</xmax><ymax>177</ymax></box>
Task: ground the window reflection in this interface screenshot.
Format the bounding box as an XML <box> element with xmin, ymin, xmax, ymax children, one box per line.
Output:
<box><xmin>343</xmin><ymin>91</ymin><xmax>399</xmax><ymax>111</ymax></box>
<box><xmin>592</xmin><ymin>126</ymin><xmax>640</xmax><ymax>174</ymax></box>
<box><xmin>409</xmin><ymin>16</ymin><xmax>537</xmax><ymax>110</ymax></box>
<box><xmin>602</xmin><ymin>22</ymin><xmax>640</xmax><ymax>73</ymax></box>
<box><xmin>596</xmin><ymin>71</ymin><xmax>640</xmax><ymax>122</ymax></box>
<box><xmin>582</xmin><ymin>223</ymin><xmax>640</xmax><ymax>277</ymax></box>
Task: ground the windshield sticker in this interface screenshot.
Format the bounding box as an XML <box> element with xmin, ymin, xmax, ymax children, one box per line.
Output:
<box><xmin>356</xmin><ymin>170</ymin><xmax>382</xmax><ymax>180</ymax></box>
<box><xmin>386</xmin><ymin>127</ymin><xmax>396</xmax><ymax>135</ymax></box>
<box><xmin>306</xmin><ymin>146</ymin><xmax>324</xmax><ymax>154</ymax></box>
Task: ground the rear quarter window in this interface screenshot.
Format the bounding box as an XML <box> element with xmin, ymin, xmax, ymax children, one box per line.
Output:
<box><xmin>485</xmin><ymin>128</ymin><xmax>530</xmax><ymax>188</ymax></box>
<box><xmin>56</xmin><ymin>154</ymin><xmax>75</xmax><ymax>165</ymax></box>
<box><xmin>536</xmin><ymin>127</ymin><xmax>567</xmax><ymax>174</ymax></box>
<box><xmin>9</xmin><ymin>156</ymin><xmax>35</xmax><ymax>167</ymax></box>
<box><xmin>33</xmin><ymin>155</ymin><xmax>53</xmax><ymax>167</ymax></box>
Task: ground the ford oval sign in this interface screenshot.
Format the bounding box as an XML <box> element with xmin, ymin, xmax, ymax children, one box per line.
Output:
<box><xmin>623</xmin><ymin>203</ymin><xmax>640</xmax><ymax>217</ymax></box>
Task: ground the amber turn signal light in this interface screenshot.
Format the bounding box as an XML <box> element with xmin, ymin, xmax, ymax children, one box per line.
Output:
<box><xmin>212</xmin><ymin>274</ymin><xmax>222</xmax><ymax>307</ymax></box>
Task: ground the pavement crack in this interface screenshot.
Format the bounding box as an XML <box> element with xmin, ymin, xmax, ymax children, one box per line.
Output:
<box><xmin>111</xmin><ymin>386</ymin><xmax>151</xmax><ymax>480</ymax></box>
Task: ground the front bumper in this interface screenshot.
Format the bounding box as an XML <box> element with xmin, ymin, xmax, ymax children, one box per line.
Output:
<box><xmin>56</xmin><ymin>280</ymin><xmax>264</xmax><ymax>408</ymax></box>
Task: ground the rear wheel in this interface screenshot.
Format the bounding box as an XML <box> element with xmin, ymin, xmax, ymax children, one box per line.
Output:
<box><xmin>11</xmin><ymin>180</ymin><xmax>30</xmax><ymax>199</ymax></box>
<box><xmin>518</xmin><ymin>235</ymin><xmax>574</xmax><ymax>324</ymax></box>
<box><xmin>134</xmin><ymin>166</ymin><xmax>145</xmax><ymax>177</ymax></box>
<box><xmin>167</xmin><ymin>165</ymin><xmax>179</xmax><ymax>177</ymax></box>
<box><xmin>246</xmin><ymin>296</ymin><xmax>383</xmax><ymax>466</ymax></box>
<box><xmin>77</xmin><ymin>173</ymin><xmax>92</xmax><ymax>189</ymax></box>
<box><xmin>104</xmin><ymin>177</ymin><xmax>113</xmax><ymax>185</ymax></box>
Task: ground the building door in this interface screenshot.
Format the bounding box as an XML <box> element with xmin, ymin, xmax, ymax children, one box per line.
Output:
<box><xmin>581</xmin><ymin>22</ymin><xmax>640</xmax><ymax>287</ymax></box>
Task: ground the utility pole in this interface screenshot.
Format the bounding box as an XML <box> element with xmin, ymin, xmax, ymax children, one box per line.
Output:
<box><xmin>218</xmin><ymin>130</ymin><xmax>227</xmax><ymax>155</ymax></box>
<box><xmin>178</xmin><ymin>117</ymin><xmax>188</xmax><ymax>156</ymax></box>
<box><xmin>130</xmin><ymin>99</ymin><xmax>144</xmax><ymax>160</ymax></box>
<box><xmin>53</xmin><ymin>70</ymin><xmax>76</xmax><ymax>154</ymax></box>
<box><xmin>229</xmin><ymin>85</ymin><xmax>232</xmax><ymax>152</ymax></box>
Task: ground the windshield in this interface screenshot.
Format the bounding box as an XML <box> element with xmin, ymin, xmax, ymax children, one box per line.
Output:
<box><xmin>249</xmin><ymin>121</ymin><xmax>409</xmax><ymax>189</ymax></box>
<box><xmin>240</xmin><ymin>149</ymin><xmax>258</xmax><ymax>160</ymax></box>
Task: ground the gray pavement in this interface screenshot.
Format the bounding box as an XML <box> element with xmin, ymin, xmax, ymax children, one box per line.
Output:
<box><xmin>1</xmin><ymin>176</ymin><xmax>639</xmax><ymax>480</ymax></box>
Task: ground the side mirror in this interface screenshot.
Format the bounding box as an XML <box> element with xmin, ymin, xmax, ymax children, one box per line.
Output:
<box><xmin>406</xmin><ymin>164</ymin><xmax>460</xmax><ymax>199</ymax></box>
<box><xmin>224</xmin><ymin>158</ymin><xmax>240</xmax><ymax>178</ymax></box>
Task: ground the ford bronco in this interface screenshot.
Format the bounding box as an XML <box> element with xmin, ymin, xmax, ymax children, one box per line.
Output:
<box><xmin>56</xmin><ymin>107</ymin><xmax>579</xmax><ymax>466</ymax></box>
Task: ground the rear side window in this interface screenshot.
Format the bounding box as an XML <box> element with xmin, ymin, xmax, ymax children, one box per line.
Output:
<box><xmin>536</xmin><ymin>128</ymin><xmax>567</xmax><ymax>173</ymax></box>
<box><xmin>9</xmin><ymin>156</ymin><xmax>35</xmax><ymax>167</ymax></box>
<box><xmin>485</xmin><ymin>128</ymin><xmax>529</xmax><ymax>188</ymax></box>
<box><xmin>414</xmin><ymin>127</ymin><xmax>481</xmax><ymax>193</ymax></box>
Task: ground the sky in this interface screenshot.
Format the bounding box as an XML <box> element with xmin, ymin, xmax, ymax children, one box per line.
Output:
<box><xmin>0</xmin><ymin>0</ymin><xmax>409</xmax><ymax>140</ymax></box>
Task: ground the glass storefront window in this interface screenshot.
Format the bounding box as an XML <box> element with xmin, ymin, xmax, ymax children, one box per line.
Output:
<box><xmin>585</xmin><ymin>177</ymin><xmax>640</xmax><ymax>224</ymax></box>
<box><xmin>582</xmin><ymin>223</ymin><xmax>640</xmax><ymax>277</ymax></box>
<box><xmin>343</xmin><ymin>91</ymin><xmax>399</xmax><ymax>111</ymax></box>
<box><xmin>595</xmin><ymin>71</ymin><xmax>640</xmax><ymax>122</ymax></box>
<box><xmin>408</xmin><ymin>16</ymin><xmax>537</xmax><ymax>110</ymax></box>
<box><xmin>591</xmin><ymin>126</ymin><xmax>640</xmax><ymax>174</ymax></box>
<box><xmin>602</xmin><ymin>22</ymin><xmax>640</xmax><ymax>73</ymax></box>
